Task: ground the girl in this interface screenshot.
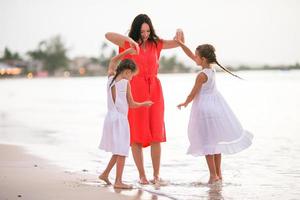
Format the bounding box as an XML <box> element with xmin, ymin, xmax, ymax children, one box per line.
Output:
<box><xmin>99</xmin><ymin>47</ymin><xmax>153</xmax><ymax>189</ymax></box>
<box><xmin>105</xmin><ymin>14</ymin><xmax>184</xmax><ymax>184</ymax></box>
<box><xmin>176</xmin><ymin>38</ymin><xmax>253</xmax><ymax>184</ymax></box>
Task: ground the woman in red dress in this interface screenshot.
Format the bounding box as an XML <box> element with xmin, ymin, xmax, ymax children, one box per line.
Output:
<box><xmin>105</xmin><ymin>14</ymin><xmax>184</xmax><ymax>184</ymax></box>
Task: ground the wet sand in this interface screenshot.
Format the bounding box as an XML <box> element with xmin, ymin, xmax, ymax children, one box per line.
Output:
<box><xmin>0</xmin><ymin>144</ymin><xmax>144</xmax><ymax>200</ymax></box>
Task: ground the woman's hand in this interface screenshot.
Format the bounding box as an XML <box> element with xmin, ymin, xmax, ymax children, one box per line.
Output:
<box><xmin>175</xmin><ymin>28</ymin><xmax>185</xmax><ymax>43</ymax></box>
<box><xmin>129</xmin><ymin>38</ymin><xmax>140</xmax><ymax>54</ymax></box>
<box><xmin>126</xmin><ymin>47</ymin><xmax>138</xmax><ymax>55</ymax></box>
<box><xmin>174</xmin><ymin>37</ymin><xmax>184</xmax><ymax>46</ymax></box>
<box><xmin>143</xmin><ymin>101</ymin><xmax>154</xmax><ymax>107</ymax></box>
<box><xmin>163</xmin><ymin>28</ymin><xmax>185</xmax><ymax>49</ymax></box>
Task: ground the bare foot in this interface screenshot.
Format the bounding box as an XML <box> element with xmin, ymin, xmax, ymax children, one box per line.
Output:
<box><xmin>208</xmin><ymin>176</ymin><xmax>220</xmax><ymax>184</ymax></box>
<box><xmin>99</xmin><ymin>174</ymin><xmax>111</xmax><ymax>185</ymax></box>
<box><xmin>150</xmin><ymin>177</ymin><xmax>162</xmax><ymax>184</ymax></box>
<box><xmin>150</xmin><ymin>177</ymin><xmax>169</xmax><ymax>187</ymax></box>
<box><xmin>139</xmin><ymin>177</ymin><xmax>149</xmax><ymax>185</ymax></box>
<box><xmin>114</xmin><ymin>182</ymin><xmax>133</xmax><ymax>189</ymax></box>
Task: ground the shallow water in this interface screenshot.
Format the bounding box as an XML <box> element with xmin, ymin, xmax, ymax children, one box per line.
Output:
<box><xmin>1</xmin><ymin>70</ymin><xmax>300</xmax><ymax>199</ymax></box>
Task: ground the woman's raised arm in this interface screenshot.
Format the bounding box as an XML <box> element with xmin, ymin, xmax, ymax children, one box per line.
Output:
<box><xmin>162</xmin><ymin>29</ymin><xmax>185</xmax><ymax>49</ymax></box>
<box><xmin>107</xmin><ymin>48</ymin><xmax>136</xmax><ymax>76</ymax></box>
<box><xmin>105</xmin><ymin>32</ymin><xmax>139</xmax><ymax>53</ymax></box>
<box><xmin>162</xmin><ymin>39</ymin><xmax>180</xmax><ymax>49</ymax></box>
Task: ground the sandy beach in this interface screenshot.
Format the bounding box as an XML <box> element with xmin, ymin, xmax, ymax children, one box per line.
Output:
<box><xmin>0</xmin><ymin>144</ymin><xmax>147</xmax><ymax>200</ymax></box>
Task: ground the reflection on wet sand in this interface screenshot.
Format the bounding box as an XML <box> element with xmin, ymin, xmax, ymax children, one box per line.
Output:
<box><xmin>207</xmin><ymin>182</ymin><xmax>223</xmax><ymax>200</ymax></box>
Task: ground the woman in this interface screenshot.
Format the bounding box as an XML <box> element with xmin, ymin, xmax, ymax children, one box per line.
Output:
<box><xmin>105</xmin><ymin>14</ymin><xmax>184</xmax><ymax>184</ymax></box>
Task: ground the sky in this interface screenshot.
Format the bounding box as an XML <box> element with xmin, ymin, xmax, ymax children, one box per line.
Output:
<box><xmin>0</xmin><ymin>0</ymin><xmax>299</xmax><ymax>66</ymax></box>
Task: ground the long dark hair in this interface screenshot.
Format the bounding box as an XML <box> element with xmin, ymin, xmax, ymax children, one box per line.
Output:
<box><xmin>196</xmin><ymin>44</ymin><xmax>242</xmax><ymax>79</ymax></box>
<box><xmin>110</xmin><ymin>59</ymin><xmax>136</xmax><ymax>86</ymax></box>
<box><xmin>128</xmin><ymin>14</ymin><xmax>160</xmax><ymax>46</ymax></box>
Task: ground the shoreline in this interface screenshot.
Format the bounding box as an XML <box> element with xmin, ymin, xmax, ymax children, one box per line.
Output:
<box><xmin>1</xmin><ymin>68</ymin><xmax>299</xmax><ymax>80</ymax></box>
<box><xmin>0</xmin><ymin>144</ymin><xmax>152</xmax><ymax>200</ymax></box>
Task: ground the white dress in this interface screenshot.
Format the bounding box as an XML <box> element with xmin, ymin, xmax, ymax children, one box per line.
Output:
<box><xmin>187</xmin><ymin>68</ymin><xmax>253</xmax><ymax>156</ymax></box>
<box><xmin>99</xmin><ymin>76</ymin><xmax>130</xmax><ymax>156</ymax></box>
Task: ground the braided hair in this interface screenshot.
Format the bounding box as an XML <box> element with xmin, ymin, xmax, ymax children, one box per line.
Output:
<box><xmin>110</xmin><ymin>59</ymin><xmax>137</xmax><ymax>86</ymax></box>
<box><xmin>196</xmin><ymin>44</ymin><xmax>242</xmax><ymax>79</ymax></box>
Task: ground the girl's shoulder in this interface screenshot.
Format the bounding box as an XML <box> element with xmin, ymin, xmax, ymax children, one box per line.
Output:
<box><xmin>198</xmin><ymin>68</ymin><xmax>215</xmax><ymax>83</ymax></box>
<box><xmin>115</xmin><ymin>78</ymin><xmax>129</xmax><ymax>88</ymax></box>
<box><xmin>202</xmin><ymin>67</ymin><xmax>214</xmax><ymax>72</ymax></box>
<box><xmin>201</xmin><ymin>67</ymin><xmax>215</xmax><ymax>76</ymax></box>
<box><xmin>107</xmin><ymin>75</ymin><xmax>114</xmax><ymax>82</ymax></box>
<box><xmin>118</xmin><ymin>78</ymin><xmax>129</xmax><ymax>83</ymax></box>
<box><xmin>107</xmin><ymin>76</ymin><xmax>128</xmax><ymax>83</ymax></box>
<box><xmin>107</xmin><ymin>77</ymin><xmax>128</xmax><ymax>91</ymax></box>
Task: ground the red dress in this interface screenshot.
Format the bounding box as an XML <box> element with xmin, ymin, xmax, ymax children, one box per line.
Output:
<box><xmin>119</xmin><ymin>40</ymin><xmax>166</xmax><ymax>147</ymax></box>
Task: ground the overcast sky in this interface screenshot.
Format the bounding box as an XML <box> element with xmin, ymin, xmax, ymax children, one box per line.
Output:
<box><xmin>1</xmin><ymin>0</ymin><xmax>299</xmax><ymax>66</ymax></box>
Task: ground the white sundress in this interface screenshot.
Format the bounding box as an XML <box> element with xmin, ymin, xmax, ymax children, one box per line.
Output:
<box><xmin>187</xmin><ymin>68</ymin><xmax>253</xmax><ymax>156</ymax></box>
<box><xmin>99</xmin><ymin>76</ymin><xmax>130</xmax><ymax>156</ymax></box>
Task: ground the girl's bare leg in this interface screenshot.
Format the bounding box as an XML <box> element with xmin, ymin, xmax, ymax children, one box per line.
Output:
<box><xmin>205</xmin><ymin>155</ymin><xmax>220</xmax><ymax>184</ymax></box>
<box><xmin>214</xmin><ymin>154</ymin><xmax>222</xmax><ymax>180</ymax></box>
<box><xmin>114</xmin><ymin>155</ymin><xmax>132</xmax><ymax>189</ymax></box>
<box><xmin>99</xmin><ymin>155</ymin><xmax>117</xmax><ymax>185</ymax></box>
<box><xmin>131</xmin><ymin>143</ymin><xmax>149</xmax><ymax>184</ymax></box>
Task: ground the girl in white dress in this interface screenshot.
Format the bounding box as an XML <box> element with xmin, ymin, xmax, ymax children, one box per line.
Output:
<box><xmin>99</xmin><ymin>47</ymin><xmax>153</xmax><ymax>189</ymax></box>
<box><xmin>176</xmin><ymin>37</ymin><xmax>253</xmax><ymax>184</ymax></box>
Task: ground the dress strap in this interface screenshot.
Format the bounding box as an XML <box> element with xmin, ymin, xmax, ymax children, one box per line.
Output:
<box><xmin>107</xmin><ymin>76</ymin><xmax>115</xmax><ymax>88</ymax></box>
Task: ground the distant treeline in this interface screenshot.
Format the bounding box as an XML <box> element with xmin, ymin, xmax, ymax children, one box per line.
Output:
<box><xmin>0</xmin><ymin>35</ymin><xmax>299</xmax><ymax>77</ymax></box>
<box><xmin>227</xmin><ymin>63</ymin><xmax>300</xmax><ymax>71</ymax></box>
